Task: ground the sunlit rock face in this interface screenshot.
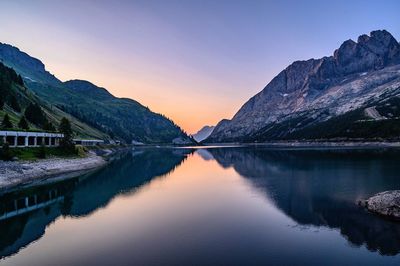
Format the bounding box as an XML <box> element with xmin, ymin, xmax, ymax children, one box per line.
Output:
<box><xmin>207</xmin><ymin>30</ymin><xmax>400</xmax><ymax>142</ymax></box>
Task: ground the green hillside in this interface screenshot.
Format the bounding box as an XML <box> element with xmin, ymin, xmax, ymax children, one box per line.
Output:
<box><xmin>0</xmin><ymin>61</ymin><xmax>108</xmax><ymax>139</ymax></box>
<box><xmin>0</xmin><ymin>43</ymin><xmax>192</xmax><ymax>144</ymax></box>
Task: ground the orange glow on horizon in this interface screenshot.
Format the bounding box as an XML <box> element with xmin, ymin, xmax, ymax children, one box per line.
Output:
<box><xmin>1</xmin><ymin>1</ymin><xmax>399</xmax><ymax>134</ymax></box>
<box><xmin>51</xmin><ymin>62</ymin><xmax>252</xmax><ymax>134</ymax></box>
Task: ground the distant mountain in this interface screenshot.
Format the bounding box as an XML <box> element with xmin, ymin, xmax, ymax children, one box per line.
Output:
<box><xmin>207</xmin><ymin>30</ymin><xmax>400</xmax><ymax>142</ymax></box>
<box><xmin>192</xmin><ymin>125</ymin><xmax>215</xmax><ymax>142</ymax></box>
<box><xmin>0</xmin><ymin>43</ymin><xmax>193</xmax><ymax>144</ymax></box>
<box><xmin>0</xmin><ymin>43</ymin><xmax>60</xmax><ymax>86</ymax></box>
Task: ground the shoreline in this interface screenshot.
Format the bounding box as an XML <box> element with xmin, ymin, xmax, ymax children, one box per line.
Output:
<box><xmin>202</xmin><ymin>141</ymin><xmax>400</xmax><ymax>149</ymax></box>
<box><xmin>0</xmin><ymin>151</ymin><xmax>108</xmax><ymax>191</ymax></box>
<box><xmin>2</xmin><ymin>141</ymin><xmax>400</xmax><ymax>191</ymax></box>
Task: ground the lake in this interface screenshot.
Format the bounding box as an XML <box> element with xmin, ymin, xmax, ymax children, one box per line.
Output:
<box><xmin>1</xmin><ymin>146</ymin><xmax>400</xmax><ymax>265</ymax></box>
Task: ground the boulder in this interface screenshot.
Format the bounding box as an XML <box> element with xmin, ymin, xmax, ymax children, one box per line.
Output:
<box><xmin>362</xmin><ymin>190</ymin><xmax>400</xmax><ymax>220</ymax></box>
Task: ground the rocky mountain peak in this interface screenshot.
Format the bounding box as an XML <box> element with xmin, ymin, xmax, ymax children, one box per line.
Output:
<box><xmin>363</xmin><ymin>30</ymin><xmax>400</xmax><ymax>60</ymax></box>
<box><xmin>333</xmin><ymin>39</ymin><xmax>357</xmax><ymax>65</ymax></box>
<box><xmin>207</xmin><ymin>30</ymin><xmax>400</xmax><ymax>143</ymax></box>
<box><xmin>370</xmin><ymin>29</ymin><xmax>397</xmax><ymax>44</ymax></box>
<box><xmin>0</xmin><ymin>42</ymin><xmax>60</xmax><ymax>85</ymax></box>
<box><xmin>357</xmin><ymin>34</ymin><xmax>370</xmax><ymax>43</ymax></box>
<box><xmin>0</xmin><ymin>43</ymin><xmax>45</xmax><ymax>71</ymax></box>
<box><xmin>333</xmin><ymin>30</ymin><xmax>400</xmax><ymax>75</ymax></box>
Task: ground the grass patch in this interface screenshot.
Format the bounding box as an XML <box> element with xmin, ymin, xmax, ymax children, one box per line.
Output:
<box><xmin>11</xmin><ymin>146</ymin><xmax>84</xmax><ymax>161</ymax></box>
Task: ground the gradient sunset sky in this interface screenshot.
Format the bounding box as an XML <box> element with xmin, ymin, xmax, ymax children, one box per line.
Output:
<box><xmin>0</xmin><ymin>0</ymin><xmax>399</xmax><ymax>133</ymax></box>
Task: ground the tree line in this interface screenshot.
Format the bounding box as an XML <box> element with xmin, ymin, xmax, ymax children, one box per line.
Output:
<box><xmin>1</xmin><ymin>116</ymin><xmax>74</xmax><ymax>160</ymax></box>
<box><xmin>0</xmin><ymin>62</ymin><xmax>23</xmax><ymax>112</ymax></box>
<box><xmin>1</xmin><ymin>102</ymin><xmax>55</xmax><ymax>131</ymax></box>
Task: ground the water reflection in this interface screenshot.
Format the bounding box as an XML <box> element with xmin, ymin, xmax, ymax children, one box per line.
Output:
<box><xmin>209</xmin><ymin>147</ymin><xmax>400</xmax><ymax>255</ymax></box>
<box><xmin>0</xmin><ymin>148</ymin><xmax>192</xmax><ymax>259</ymax></box>
<box><xmin>1</xmin><ymin>147</ymin><xmax>400</xmax><ymax>265</ymax></box>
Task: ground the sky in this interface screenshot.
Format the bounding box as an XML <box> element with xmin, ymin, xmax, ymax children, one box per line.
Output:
<box><xmin>0</xmin><ymin>0</ymin><xmax>399</xmax><ymax>134</ymax></box>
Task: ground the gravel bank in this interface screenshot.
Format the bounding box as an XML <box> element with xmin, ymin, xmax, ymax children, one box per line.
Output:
<box><xmin>0</xmin><ymin>151</ymin><xmax>106</xmax><ymax>189</ymax></box>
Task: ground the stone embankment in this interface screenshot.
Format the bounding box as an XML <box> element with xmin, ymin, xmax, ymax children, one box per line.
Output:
<box><xmin>0</xmin><ymin>151</ymin><xmax>107</xmax><ymax>189</ymax></box>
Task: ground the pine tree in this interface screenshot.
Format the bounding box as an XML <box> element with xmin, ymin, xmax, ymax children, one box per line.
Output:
<box><xmin>17</xmin><ymin>74</ymin><xmax>24</xmax><ymax>86</ymax></box>
<box><xmin>0</xmin><ymin>142</ymin><xmax>13</xmax><ymax>161</ymax></box>
<box><xmin>43</xmin><ymin>121</ymin><xmax>56</xmax><ymax>132</ymax></box>
<box><xmin>18</xmin><ymin>115</ymin><xmax>29</xmax><ymax>130</ymax></box>
<box><xmin>25</xmin><ymin>103</ymin><xmax>46</xmax><ymax>126</ymax></box>
<box><xmin>37</xmin><ymin>144</ymin><xmax>46</xmax><ymax>159</ymax></box>
<box><xmin>1</xmin><ymin>114</ymin><xmax>12</xmax><ymax>129</ymax></box>
<box><xmin>8</xmin><ymin>95</ymin><xmax>21</xmax><ymax>112</ymax></box>
<box><xmin>59</xmin><ymin>117</ymin><xmax>74</xmax><ymax>149</ymax></box>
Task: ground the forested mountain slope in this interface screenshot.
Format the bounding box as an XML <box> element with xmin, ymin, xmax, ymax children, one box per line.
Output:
<box><xmin>0</xmin><ymin>43</ymin><xmax>192</xmax><ymax>144</ymax></box>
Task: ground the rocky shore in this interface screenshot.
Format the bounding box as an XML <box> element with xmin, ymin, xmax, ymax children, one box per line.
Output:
<box><xmin>255</xmin><ymin>141</ymin><xmax>400</xmax><ymax>148</ymax></box>
<box><xmin>0</xmin><ymin>151</ymin><xmax>107</xmax><ymax>190</ymax></box>
<box><xmin>203</xmin><ymin>141</ymin><xmax>400</xmax><ymax>149</ymax></box>
<box><xmin>359</xmin><ymin>190</ymin><xmax>400</xmax><ymax>221</ymax></box>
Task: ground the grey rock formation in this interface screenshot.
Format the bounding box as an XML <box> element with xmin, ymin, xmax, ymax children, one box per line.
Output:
<box><xmin>192</xmin><ymin>125</ymin><xmax>215</xmax><ymax>142</ymax></box>
<box><xmin>363</xmin><ymin>190</ymin><xmax>400</xmax><ymax>221</ymax></box>
<box><xmin>207</xmin><ymin>30</ymin><xmax>400</xmax><ymax>142</ymax></box>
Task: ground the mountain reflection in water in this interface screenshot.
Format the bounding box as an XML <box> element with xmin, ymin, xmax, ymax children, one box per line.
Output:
<box><xmin>1</xmin><ymin>146</ymin><xmax>400</xmax><ymax>265</ymax></box>
<box><xmin>209</xmin><ymin>147</ymin><xmax>400</xmax><ymax>256</ymax></box>
<box><xmin>0</xmin><ymin>148</ymin><xmax>192</xmax><ymax>259</ymax></box>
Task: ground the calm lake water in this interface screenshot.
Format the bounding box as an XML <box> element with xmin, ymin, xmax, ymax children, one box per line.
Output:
<box><xmin>1</xmin><ymin>146</ymin><xmax>400</xmax><ymax>265</ymax></box>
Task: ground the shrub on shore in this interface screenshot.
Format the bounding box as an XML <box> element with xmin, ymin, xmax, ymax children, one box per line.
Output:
<box><xmin>59</xmin><ymin>117</ymin><xmax>75</xmax><ymax>151</ymax></box>
<box><xmin>18</xmin><ymin>115</ymin><xmax>29</xmax><ymax>130</ymax></box>
<box><xmin>0</xmin><ymin>142</ymin><xmax>14</xmax><ymax>161</ymax></box>
<box><xmin>11</xmin><ymin>146</ymin><xmax>81</xmax><ymax>160</ymax></box>
<box><xmin>75</xmin><ymin>145</ymin><xmax>87</xmax><ymax>157</ymax></box>
<box><xmin>37</xmin><ymin>144</ymin><xmax>46</xmax><ymax>159</ymax></box>
<box><xmin>1</xmin><ymin>114</ymin><xmax>13</xmax><ymax>129</ymax></box>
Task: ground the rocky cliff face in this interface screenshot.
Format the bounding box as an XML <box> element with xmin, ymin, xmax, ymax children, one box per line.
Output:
<box><xmin>207</xmin><ymin>30</ymin><xmax>400</xmax><ymax>142</ymax></box>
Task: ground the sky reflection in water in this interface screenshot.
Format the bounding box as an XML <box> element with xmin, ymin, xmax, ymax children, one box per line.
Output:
<box><xmin>1</xmin><ymin>147</ymin><xmax>400</xmax><ymax>265</ymax></box>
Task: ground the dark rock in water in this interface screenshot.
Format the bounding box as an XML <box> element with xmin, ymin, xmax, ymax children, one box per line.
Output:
<box><xmin>364</xmin><ymin>190</ymin><xmax>400</xmax><ymax>220</ymax></box>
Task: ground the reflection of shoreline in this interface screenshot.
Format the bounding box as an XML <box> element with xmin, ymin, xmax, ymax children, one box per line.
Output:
<box><xmin>208</xmin><ymin>147</ymin><xmax>400</xmax><ymax>256</ymax></box>
<box><xmin>0</xmin><ymin>148</ymin><xmax>192</xmax><ymax>259</ymax></box>
<box><xmin>203</xmin><ymin>142</ymin><xmax>400</xmax><ymax>149</ymax></box>
<box><xmin>0</xmin><ymin>196</ymin><xmax>64</xmax><ymax>221</ymax></box>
